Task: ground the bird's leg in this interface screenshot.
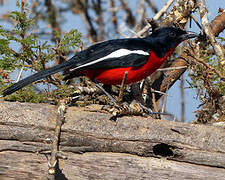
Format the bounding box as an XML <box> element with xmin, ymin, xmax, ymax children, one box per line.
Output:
<box><xmin>92</xmin><ymin>75</ymin><xmax>171</xmax><ymax>121</ymax></box>
<box><xmin>116</xmin><ymin>76</ymin><xmax>172</xmax><ymax>119</ymax></box>
<box><xmin>92</xmin><ymin>79</ymin><xmax>117</xmax><ymax>105</ymax></box>
<box><xmin>92</xmin><ymin>71</ymin><xmax>129</xmax><ymax>105</ymax></box>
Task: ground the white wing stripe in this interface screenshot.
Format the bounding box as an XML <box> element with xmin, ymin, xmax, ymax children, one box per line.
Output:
<box><xmin>71</xmin><ymin>49</ymin><xmax>149</xmax><ymax>71</ymax></box>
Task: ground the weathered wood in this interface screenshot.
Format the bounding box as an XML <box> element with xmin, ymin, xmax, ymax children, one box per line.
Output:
<box><xmin>0</xmin><ymin>100</ymin><xmax>225</xmax><ymax>179</ymax></box>
<box><xmin>1</xmin><ymin>149</ymin><xmax>225</xmax><ymax>180</ymax></box>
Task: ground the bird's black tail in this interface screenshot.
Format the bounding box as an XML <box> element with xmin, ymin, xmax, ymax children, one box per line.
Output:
<box><xmin>3</xmin><ymin>58</ymin><xmax>77</xmax><ymax>96</ymax></box>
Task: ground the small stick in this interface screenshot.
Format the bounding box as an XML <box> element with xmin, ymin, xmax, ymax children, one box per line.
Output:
<box><xmin>128</xmin><ymin>29</ymin><xmax>143</xmax><ymax>38</ymax></box>
<box><xmin>151</xmin><ymin>88</ymin><xmax>159</xmax><ymax>112</ymax></box>
<box><xmin>140</xmin><ymin>80</ymin><xmax>145</xmax><ymax>94</ymax></box>
<box><xmin>153</xmin><ymin>0</ymin><xmax>174</xmax><ymax>20</ymax></box>
<box><xmin>15</xmin><ymin>66</ymin><xmax>24</xmax><ymax>83</ymax></box>
<box><xmin>118</xmin><ymin>71</ymin><xmax>128</xmax><ymax>103</ymax></box>
<box><xmin>93</xmin><ymin>80</ymin><xmax>117</xmax><ymax>105</ymax></box>
<box><xmin>157</xmin><ymin>66</ymin><xmax>187</xmax><ymax>71</ymax></box>
<box><xmin>48</xmin><ymin>99</ymin><xmax>66</xmax><ymax>176</ymax></box>
<box><xmin>190</xmin><ymin>14</ymin><xmax>202</xmax><ymax>30</ymax></box>
<box><xmin>161</xmin><ymin>85</ymin><xmax>169</xmax><ymax>113</ymax></box>
<box><xmin>151</xmin><ymin>89</ymin><xmax>171</xmax><ymax>96</ymax></box>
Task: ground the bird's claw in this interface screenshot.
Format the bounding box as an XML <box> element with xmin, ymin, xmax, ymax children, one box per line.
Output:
<box><xmin>103</xmin><ymin>100</ymin><xmax>163</xmax><ymax>121</ymax></box>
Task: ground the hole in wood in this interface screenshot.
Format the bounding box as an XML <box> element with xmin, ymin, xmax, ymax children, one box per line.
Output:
<box><xmin>153</xmin><ymin>143</ymin><xmax>174</xmax><ymax>157</ymax></box>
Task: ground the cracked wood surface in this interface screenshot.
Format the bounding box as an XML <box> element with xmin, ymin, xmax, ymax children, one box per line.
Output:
<box><xmin>0</xmin><ymin>100</ymin><xmax>225</xmax><ymax>179</ymax></box>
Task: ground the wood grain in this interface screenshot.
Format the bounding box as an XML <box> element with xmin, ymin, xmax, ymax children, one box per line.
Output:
<box><xmin>0</xmin><ymin>100</ymin><xmax>225</xmax><ymax>179</ymax></box>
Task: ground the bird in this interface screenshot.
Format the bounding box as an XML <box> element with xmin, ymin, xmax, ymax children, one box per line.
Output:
<box><xmin>3</xmin><ymin>26</ymin><xmax>198</xmax><ymax>98</ymax></box>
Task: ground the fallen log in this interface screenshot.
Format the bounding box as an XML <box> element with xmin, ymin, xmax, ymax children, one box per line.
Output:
<box><xmin>0</xmin><ymin>100</ymin><xmax>225</xmax><ymax>179</ymax></box>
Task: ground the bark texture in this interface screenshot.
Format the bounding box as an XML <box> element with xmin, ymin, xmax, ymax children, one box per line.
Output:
<box><xmin>0</xmin><ymin>101</ymin><xmax>225</xmax><ymax>179</ymax></box>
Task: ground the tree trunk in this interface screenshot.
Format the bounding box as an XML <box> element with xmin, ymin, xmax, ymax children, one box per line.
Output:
<box><xmin>0</xmin><ymin>100</ymin><xmax>225</xmax><ymax>179</ymax></box>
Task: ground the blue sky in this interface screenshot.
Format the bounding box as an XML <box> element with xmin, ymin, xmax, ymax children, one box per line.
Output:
<box><xmin>0</xmin><ymin>0</ymin><xmax>224</xmax><ymax>122</ymax></box>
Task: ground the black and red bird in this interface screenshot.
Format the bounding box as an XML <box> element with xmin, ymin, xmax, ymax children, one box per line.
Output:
<box><xmin>3</xmin><ymin>26</ymin><xmax>197</xmax><ymax>97</ymax></box>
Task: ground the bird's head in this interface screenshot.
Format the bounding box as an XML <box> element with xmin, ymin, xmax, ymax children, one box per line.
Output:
<box><xmin>145</xmin><ymin>26</ymin><xmax>198</xmax><ymax>58</ymax></box>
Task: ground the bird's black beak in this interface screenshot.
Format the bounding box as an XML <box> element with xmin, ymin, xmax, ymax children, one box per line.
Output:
<box><xmin>180</xmin><ymin>31</ymin><xmax>199</xmax><ymax>41</ymax></box>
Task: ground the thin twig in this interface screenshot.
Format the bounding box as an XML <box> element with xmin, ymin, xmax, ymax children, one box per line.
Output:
<box><xmin>48</xmin><ymin>99</ymin><xmax>66</xmax><ymax>176</ymax></box>
<box><xmin>15</xmin><ymin>66</ymin><xmax>24</xmax><ymax>83</ymax></box>
<box><xmin>118</xmin><ymin>71</ymin><xmax>128</xmax><ymax>103</ymax></box>
<box><xmin>151</xmin><ymin>88</ymin><xmax>159</xmax><ymax>112</ymax></box>
<box><xmin>128</xmin><ymin>29</ymin><xmax>142</xmax><ymax>38</ymax></box>
<box><xmin>153</xmin><ymin>0</ymin><xmax>174</xmax><ymax>20</ymax></box>
<box><xmin>157</xmin><ymin>66</ymin><xmax>187</xmax><ymax>71</ymax></box>
<box><xmin>161</xmin><ymin>85</ymin><xmax>169</xmax><ymax>113</ymax></box>
<box><xmin>151</xmin><ymin>89</ymin><xmax>171</xmax><ymax>96</ymax></box>
<box><xmin>44</xmin><ymin>0</ymin><xmax>61</xmax><ymax>44</ymax></box>
<box><xmin>21</xmin><ymin>0</ymin><xmax>26</xmax><ymax>13</ymax></box>
<box><xmin>190</xmin><ymin>14</ymin><xmax>202</xmax><ymax>30</ymax></box>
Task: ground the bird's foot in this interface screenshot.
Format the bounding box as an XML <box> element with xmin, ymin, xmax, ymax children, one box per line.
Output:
<box><xmin>102</xmin><ymin>100</ymin><xmax>171</xmax><ymax>121</ymax></box>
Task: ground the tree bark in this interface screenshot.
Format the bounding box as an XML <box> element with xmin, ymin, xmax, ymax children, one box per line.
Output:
<box><xmin>0</xmin><ymin>100</ymin><xmax>225</xmax><ymax>179</ymax></box>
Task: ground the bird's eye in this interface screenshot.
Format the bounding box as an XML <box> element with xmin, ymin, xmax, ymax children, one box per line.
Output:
<box><xmin>169</xmin><ymin>31</ymin><xmax>176</xmax><ymax>38</ymax></box>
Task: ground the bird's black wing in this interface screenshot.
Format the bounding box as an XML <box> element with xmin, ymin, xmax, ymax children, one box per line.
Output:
<box><xmin>69</xmin><ymin>38</ymin><xmax>152</xmax><ymax>70</ymax></box>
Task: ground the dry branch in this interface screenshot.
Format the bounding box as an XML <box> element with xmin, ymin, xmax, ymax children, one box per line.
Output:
<box><xmin>210</xmin><ymin>9</ymin><xmax>225</xmax><ymax>37</ymax></box>
<box><xmin>73</xmin><ymin>0</ymin><xmax>98</xmax><ymax>42</ymax></box>
<box><xmin>197</xmin><ymin>0</ymin><xmax>225</xmax><ymax>65</ymax></box>
<box><xmin>120</xmin><ymin>0</ymin><xmax>136</xmax><ymax>27</ymax></box>
<box><xmin>136</xmin><ymin>0</ymin><xmax>174</xmax><ymax>37</ymax></box>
